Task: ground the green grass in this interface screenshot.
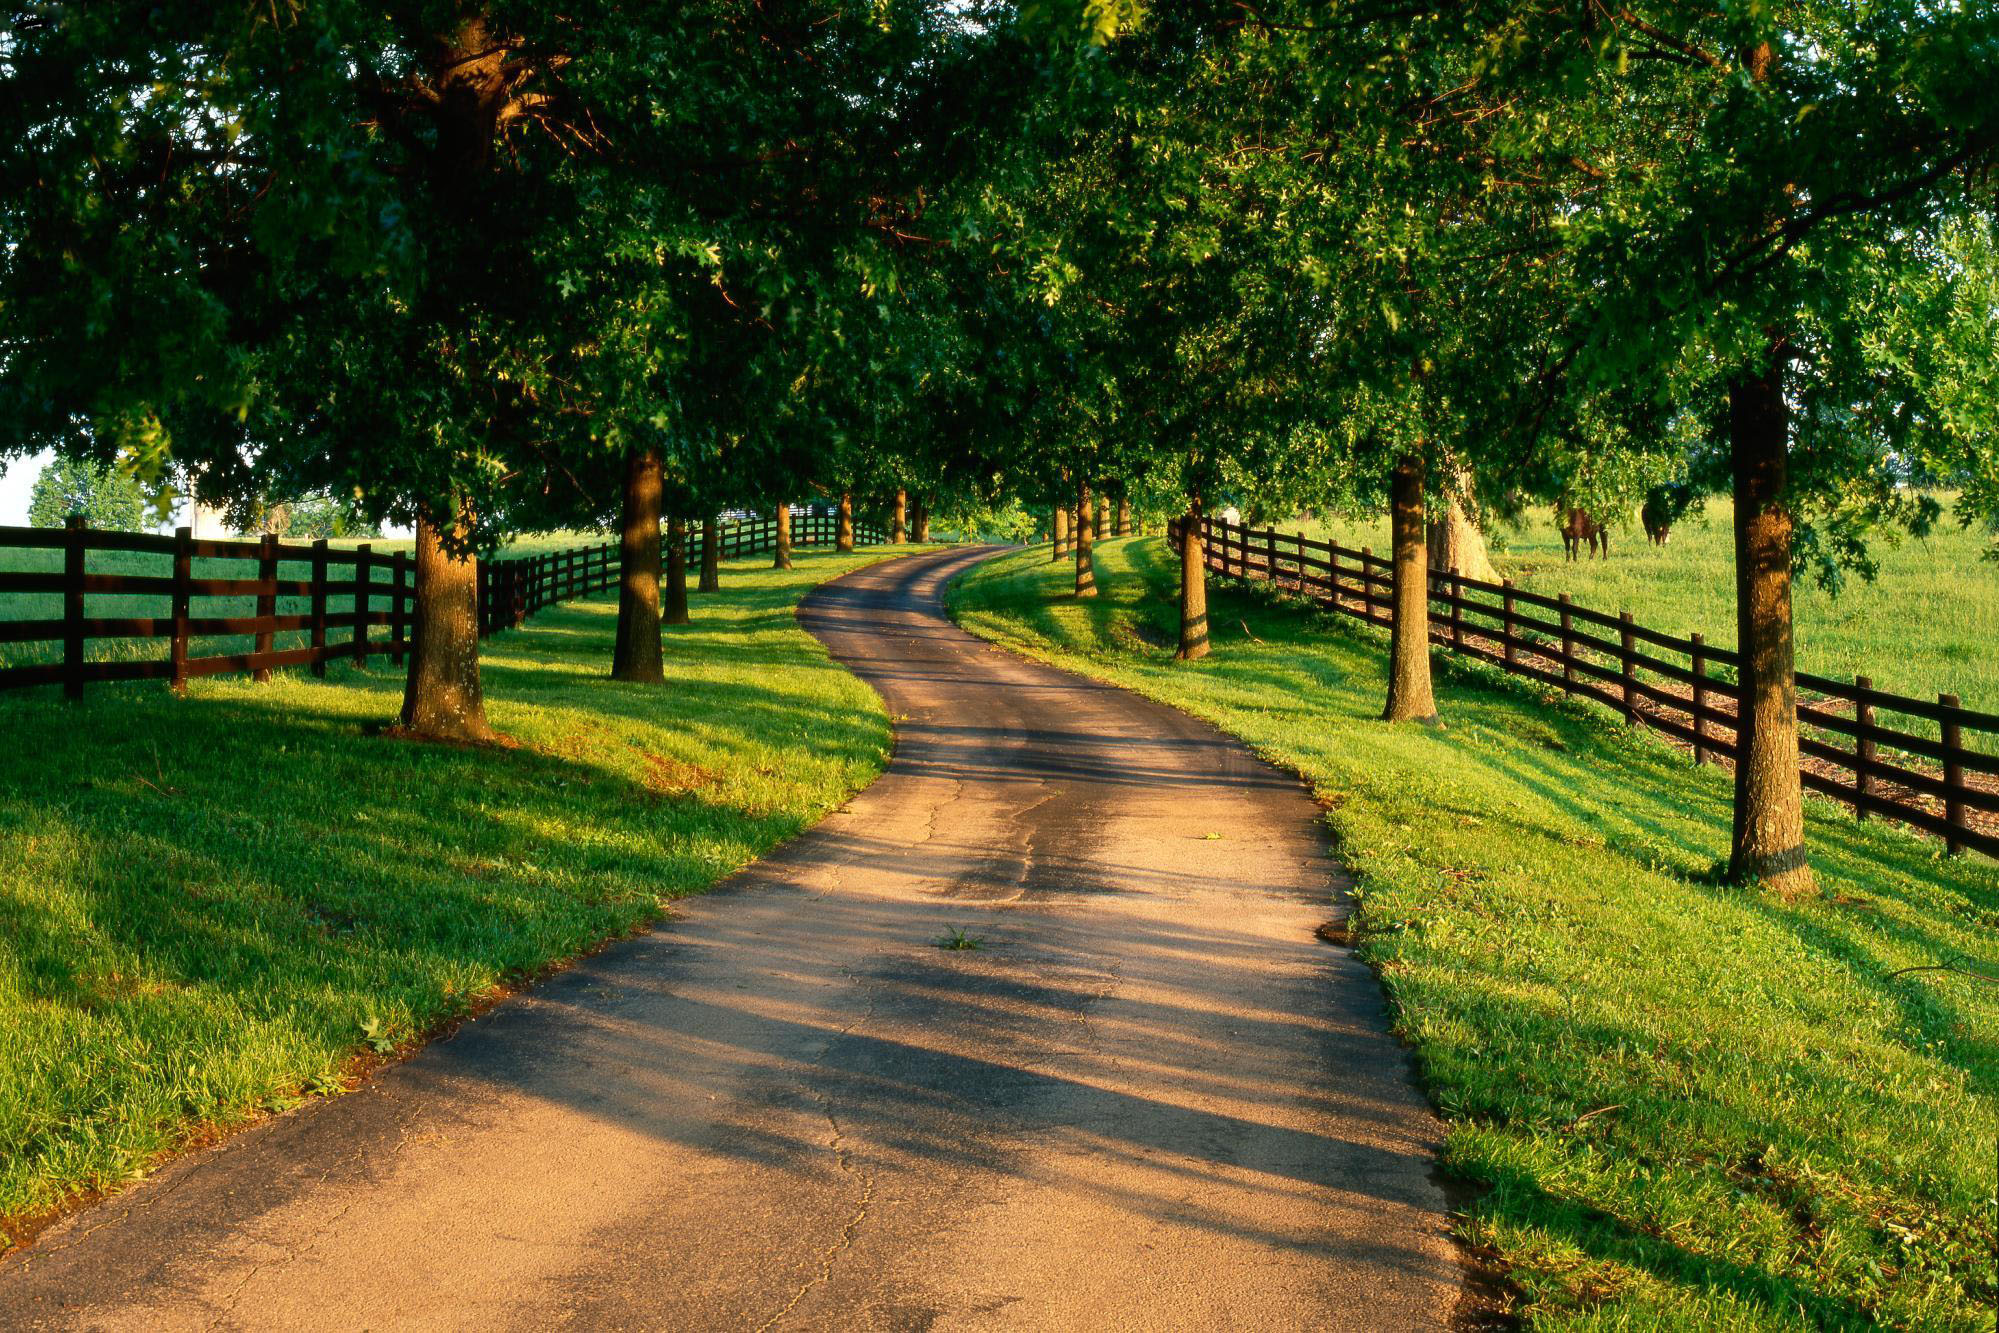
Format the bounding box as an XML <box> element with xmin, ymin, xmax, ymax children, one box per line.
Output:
<box><xmin>1295</xmin><ymin>497</ymin><xmax>1999</xmax><ymax>711</ymax></box>
<box><xmin>949</xmin><ymin>536</ymin><xmax>1999</xmax><ymax>1331</ymax></box>
<box><xmin>0</xmin><ymin>547</ymin><xmax>900</xmax><ymax>1240</ymax></box>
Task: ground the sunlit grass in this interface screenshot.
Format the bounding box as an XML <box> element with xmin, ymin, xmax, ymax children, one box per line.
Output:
<box><xmin>950</xmin><ymin>536</ymin><xmax>1999</xmax><ymax>1331</ymax></box>
<box><xmin>0</xmin><ymin>547</ymin><xmax>898</xmax><ymax>1237</ymax></box>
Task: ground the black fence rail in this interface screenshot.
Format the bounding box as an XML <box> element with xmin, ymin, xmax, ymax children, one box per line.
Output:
<box><xmin>1171</xmin><ymin>515</ymin><xmax>1999</xmax><ymax>859</ymax></box>
<box><xmin>476</xmin><ymin>512</ymin><xmax>884</xmax><ymax>637</ymax></box>
<box><xmin>1</xmin><ymin>510</ymin><xmax>890</xmax><ymax>695</ymax></box>
<box><xmin>0</xmin><ymin>518</ymin><xmax>413</xmax><ymax>697</ymax></box>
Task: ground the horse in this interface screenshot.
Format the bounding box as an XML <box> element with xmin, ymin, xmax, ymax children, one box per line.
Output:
<box><xmin>1559</xmin><ymin>508</ymin><xmax>1607</xmax><ymax>561</ymax></box>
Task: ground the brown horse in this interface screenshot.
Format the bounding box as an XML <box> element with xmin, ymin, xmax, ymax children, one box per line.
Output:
<box><xmin>1559</xmin><ymin>508</ymin><xmax>1608</xmax><ymax>561</ymax></box>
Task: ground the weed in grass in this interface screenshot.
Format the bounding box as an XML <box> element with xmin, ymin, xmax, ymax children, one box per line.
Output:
<box><xmin>948</xmin><ymin>534</ymin><xmax>1999</xmax><ymax>1331</ymax></box>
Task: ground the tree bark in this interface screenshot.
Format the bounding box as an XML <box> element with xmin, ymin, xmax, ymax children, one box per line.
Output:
<box><xmin>891</xmin><ymin>488</ymin><xmax>908</xmax><ymax>544</ymax></box>
<box><xmin>611</xmin><ymin>447</ymin><xmax>664</xmax><ymax>685</ymax></box>
<box><xmin>1115</xmin><ymin>495</ymin><xmax>1131</xmax><ymax>536</ymax></box>
<box><xmin>1727</xmin><ymin>348</ymin><xmax>1813</xmax><ymax>895</ymax></box>
<box><xmin>1074</xmin><ymin>478</ymin><xmax>1097</xmax><ymax>598</ymax></box>
<box><xmin>913</xmin><ymin>496</ymin><xmax>931</xmax><ymax>543</ymax></box>
<box><xmin>773</xmin><ymin>504</ymin><xmax>793</xmax><ymax>569</ymax></box>
<box><xmin>1426</xmin><ymin>465</ymin><xmax>1498</xmax><ymax>586</ymax></box>
<box><xmin>1382</xmin><ymin>453</ymin><xmax>1440</xmax><ymax>724</ymax></box>
<box><xmin>1051</xmin><ymin>504</ymin><xmax>1069</xmax><ymax>561</ymax></box>
<box><xmin>1096</xmin><ymin>490</ymin><xmax>1111</xmax><ymax>543</ymax></box>
<box><xmin>665</xmin><ymin>516</ymin><xmax>690</xmax><ymax>625</ymax></box>
<box><xmin>698</xmin><ymin>516</ymin><xmax>720</xmax><ymax>593</ymax></box>
<box><xmin>836</xmin><ymin>492</ymin><xmax>855</xmax><ymax>551</ymax></box>
<box><xmin>1176</xmin><ymin>497</ymin><xmax>1209</xmax><ymax>661</ymax></box>
<box><xmin>400</xmin><ymin>503</ymin><xmax>495</xmax><ymax>743</ymax></box>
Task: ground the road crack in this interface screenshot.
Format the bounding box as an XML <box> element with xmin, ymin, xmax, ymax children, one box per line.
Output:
<box><xmin>753</xmin><ymin>971</ymin><xmax>882</xmax><ymax>1331</ymax></box>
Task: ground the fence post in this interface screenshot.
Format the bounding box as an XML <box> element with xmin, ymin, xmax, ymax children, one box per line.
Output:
<box><xmin>392</xmin><ymin>551</ymin><xmax>409</xmax><ymax>665</ymax></box>
<box><xmin>63</xmin><ymin>515</ymin><xmax>86</xmax><ymax>700</ymax></box>
<box><xmin>1327</xmin><ymin>542</ymin><xmax>1341</xmax><ymax>610</ymax></box>
<box><xmin>1450</xmin><ymin>568</ymin><xmax>1464</xmax><ymax>652</ymax></box>
<box><xmin>170</xmin><ymin>525</ymin><xmax>192</xmax><ymax>693</ymax></box>
<box><xmin>352</xmin><ymin>542</ymin><xmax>371</xmax><ymax>663</ymax></box>
<box><xmin>1501</xmin><ymin>579</ymin><xmax>1517</xmax><ymax>672</ymax></box>
<box><xmin>1619</xmin><ymin>611</ymin><xmax>1636</xmax><ymax>724</ymax></box>
<box><xmin>1690</xmin><ymin>633</ymin><xmax>1709</xmax><ymax>765</ymax></box>
<box><xmin>1559</xmin><ymin>593</ymin><xmax>1576</xmax><ymax>687</ymax></box>
<box><xmin>1852</xmin><ymin>675</ymin><xmax>1874</xmax><ymax>820</ymax></box>
<box><xmin>513</xmin><ymin>560</ymin><xmax>527</xmax><ymax>628</ymax></box>
<box><xmin>1265</xmin><ymin>527</ymin><xmax>1278</xmax><ymax>584</ymax></box>
<box><xmin>251</xmin><ymin>531</ymin><xmax>279</xmax><ymax>683</ymax></box>
<box><xmin>1941</xmin><ymin>693</ymin><xmax>1965</xmax><ymax>856</ymax></box>
<box><xmin>1360</xmin><ymin>546</ymin><xmax>1374</xmax><ymax>622</ymax></box>
<box><xmin>310</xmin><ymin>538</ymin><xmax>329</xmax><ymax>677</ymax></box>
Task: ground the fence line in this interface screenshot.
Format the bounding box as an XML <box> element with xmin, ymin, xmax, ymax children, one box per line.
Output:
<box><xmin>0</xmin><ymin>510</ymin><xmax>885</xmax><ymax>697</ymax></box>
<box><xmin>476</xmin><ymin>512</ymin><xmax>882</xmax><ymax>636</ymax></box>
<box><xmin>1170</xmin><ymin>515</ymin><xmax>1998</xmax><ymax>859</ymax></box>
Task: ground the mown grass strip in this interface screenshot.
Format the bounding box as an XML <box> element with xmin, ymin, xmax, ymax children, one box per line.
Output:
<box><xmin>949</xmin><ymin>536</ymin><xmax>1999</xmax><ymax>1331</ymax></box>
<box><xmin>0</xmin><ymin>548</ymin><xmax>899</xmax><ymax>1239</ymax></box>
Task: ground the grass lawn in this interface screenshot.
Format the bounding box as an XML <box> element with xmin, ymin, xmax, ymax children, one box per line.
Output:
<box><xmin>950</xmin><ymin>536</ymin><xmax>1999</xmax><ymax>1331</ymax></box>
<box><xmin>1296</xmin><ymin>496</ymin><xmax>1999</xmax><ymax>712</ymax></box>
<box><xmin>0</xmin><ymin>547</ymin><xmax>901</xmax><ymax>1243</ymax></box>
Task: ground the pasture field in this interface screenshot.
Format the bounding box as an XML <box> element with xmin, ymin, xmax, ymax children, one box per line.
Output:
<box><xmin>0</xmin><ymin>548</ymin><xmax>895</xmax><ymax>1242</ymax></box>
<box><xmin>1297</xmin><ymin>496</ymin><xmax>1998</xmax><ymax>711</ymax></box>
<box><xmin>950</xmin><ymin>535</ymin><xmax>1999</xmax><ymax>1331</ymax></box>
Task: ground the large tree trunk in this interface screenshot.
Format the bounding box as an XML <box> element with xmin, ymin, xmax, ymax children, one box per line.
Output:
<box><xmin>1176</xmin><ymin>498</ymin><xmax>1209</xmax><ymax>661</ymax></box>
<box><xmin>1051</xmin><ymin>504</ymin><xmax>1069</xmax><ymax>561</ymax></box>
<box><xmin>400</xmin><ymin>503</ymin><xmax>494</xmax><ymax>743</ymax></box>
<box><xmin>773</xmin><ymin>504</ymin><xmax>793</xmax><ymax>569</ymax></box>
<box><xmin>1115</xmin><ymin>495</ymin><xmax>1131</xmax><ymax>536</ymax></box>
<box><xmin>698</xmin><ymin>516</ymin><xmax>720</xmax><ymax>593</ymax></box>
<box><xmin>891</xmin><ymin>488</ymin><xmax>908</xmax><ymax>544</ymax></box>
<box><xmin>1096</xmin><ymin>490</ymin><xmax>1110</xmax><ymax>543</ymax></box>
<box><xmin>1426</xmin><ymin>465</ymin><xmax>1498</xmax><ymax>586</ymax></box>
<box><xmin>1728</xmin><ymin>348</ymin><xmax>1812</xmax><ymax>895</ymax></box>
<box><xmin>1075</xmin><ymin>478</ymin><xmax>1097</xmax><ymax>598</ymax></box>
<box><xmin>913</xmin><ymin>496</ymin><xmax>931</xmax><ymax>543</ymax></box>
<box><xmin>665</xmin><ymin>516</ymin><xmax>690</xmax><ymax>625</ymax></box>
<box><xmin>1382</xmin><ymin>454</ymin><xmax>1439</xmax><ymax>724</ymax></box>
<box><xmin>392</xmin><ymin>21</ymin><xmax>507</xmax><ymax>744</ymax></box>
<box><xmin>836</xmin><ymin>492</ymin><xmax>855</xmax><ymax>551</ymax></box>
<box><xmin>611</xmin><ymin>447</ymin><xmax>664</xmax><ymax>685</ymax></box>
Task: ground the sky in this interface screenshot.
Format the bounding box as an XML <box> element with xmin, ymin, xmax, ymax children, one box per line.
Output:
<box><xmin>0</xmin><ymin>449</ymin><xmax>51</xmax><ymax>527</ymax></box>
<box><xmin>0</xmin><ymin>449</ymin><xmax>410</xmax><ymax>538</ymax></box>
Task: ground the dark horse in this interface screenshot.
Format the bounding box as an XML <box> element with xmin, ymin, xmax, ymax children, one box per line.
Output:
<box><xmin>1559</xmin><ymin>508</ymin><xmax>1607</xmax><ymax>561</ymax></box>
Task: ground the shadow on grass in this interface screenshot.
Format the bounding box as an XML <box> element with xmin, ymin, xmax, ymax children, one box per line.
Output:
<box><xmin>0</xmin><ymin>554</ymin><xmax>892</xmax><ymax>1216</ymax></box>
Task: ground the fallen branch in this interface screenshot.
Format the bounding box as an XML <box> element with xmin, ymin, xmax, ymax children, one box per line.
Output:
<box><xmin>1885</xmin><ymin>964</ymin><xmax>1999</xmax><ymax>986</ymax></box>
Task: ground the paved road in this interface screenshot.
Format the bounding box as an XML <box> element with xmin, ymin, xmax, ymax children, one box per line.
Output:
<box><xmin>0</xmin><ymin>546</ymin><xmax>1463</xmax><ymax>1331</ymax></box>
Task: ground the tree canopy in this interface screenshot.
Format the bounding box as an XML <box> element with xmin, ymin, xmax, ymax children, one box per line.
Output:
<box><xmin>0</xmin><ymin>1</ymin><xmax>1992</xmax><ymax>883</ymax></box>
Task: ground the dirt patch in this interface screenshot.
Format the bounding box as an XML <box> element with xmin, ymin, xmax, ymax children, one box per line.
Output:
<box><xmin>638</xmin><ymin>750</ymin><xmax>719</xmax><ymax>799</ymax></box>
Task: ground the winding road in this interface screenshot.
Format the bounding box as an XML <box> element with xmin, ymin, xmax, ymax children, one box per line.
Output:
<box><xmin>0</xmin><ymin>546</ymin><xmax>1463</xmax><ymax>1330</ymax></box>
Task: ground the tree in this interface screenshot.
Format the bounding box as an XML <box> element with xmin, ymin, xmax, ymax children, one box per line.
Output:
<box><xmin>1499</xmin><ymin>3</ymin><xmax>1999</xmax><ymax>892</ymax></box>
<box><xmin>26</xmin><ymin>456</ymin><xmax>148</xmax><ymax>532</ymax></box>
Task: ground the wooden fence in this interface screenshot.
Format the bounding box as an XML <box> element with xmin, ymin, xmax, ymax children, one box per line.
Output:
<box><xmin>0</xmin><ymin>518</ymin><xmax>414</xmax><ymax>698</ymax></box>
<box><xmin>475</xmin><ymin>512</ymin><xmax>882</xmax><ymax>636</ymax></box>
<box><xmin>1</xmin><ymin>510</ymin><xmax>885</xmax><ymax>697</ymax></box>
<box><xmin>1171</xmin><ymin>515</ymin><xmax>1999</xmax><ymax>859</ymax></box>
